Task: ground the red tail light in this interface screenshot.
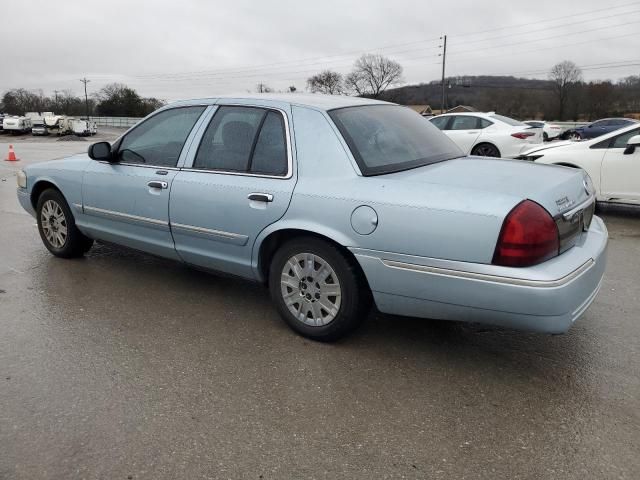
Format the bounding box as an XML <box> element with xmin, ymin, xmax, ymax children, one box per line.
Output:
<box><xmin>492</xmin><ymin>200</ymin><xmax>559</xmax><ymax>267</ymax></box>
<box><xmin>511</xmin><ymin>132</ymin><xmax>536</xmax><ymax>139</ymax></box>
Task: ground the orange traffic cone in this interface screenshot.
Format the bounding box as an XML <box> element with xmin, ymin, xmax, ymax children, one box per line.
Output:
<box><xmin>5</xmin><ymin>144</ymin><xmax>19</xmax><ymax>162</ymax></box>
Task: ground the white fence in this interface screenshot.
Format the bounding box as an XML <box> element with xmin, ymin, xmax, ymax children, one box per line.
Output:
<box><xmin>85</xmin><ymin>116</ymin><xmax>143</xmax><ymax>128</ymax></box>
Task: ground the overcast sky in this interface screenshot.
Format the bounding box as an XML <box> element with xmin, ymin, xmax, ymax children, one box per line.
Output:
<box><xmin>2</xmin><ymin>0</ymin><xmax>639</xmax><ymax>102</ymax></box>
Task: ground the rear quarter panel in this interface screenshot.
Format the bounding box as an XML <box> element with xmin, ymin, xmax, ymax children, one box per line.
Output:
<box><xmin>255</xmin><ymin>106</ymin><xmax>518</xmax><ymax>275</ymax></box>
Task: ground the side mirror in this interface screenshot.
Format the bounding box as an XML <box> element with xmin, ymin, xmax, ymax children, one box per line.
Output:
<box><xmin>88</xmin><ymin>141</ymin><xmax>113</xmax><ymax>161</ymax></box>
<box><xmin>623</xmin><ymin>134</ymin><xmax>640</xmax><ymax>155</ymax></box>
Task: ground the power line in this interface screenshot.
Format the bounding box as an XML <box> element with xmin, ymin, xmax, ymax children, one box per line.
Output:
<box><xmin>450</xmin><ymin>0</ymin><xmax>640</xmax><ymax>38</ymax></box>
<box><xmin>99</xmin><ymin>1</ymin><xmax>640</xmax><ymax>82</ymax></box>
<box><xmin>448</xmin><ymin>7</ymin><xmax>640</xmax><ymax>47</ymax></box>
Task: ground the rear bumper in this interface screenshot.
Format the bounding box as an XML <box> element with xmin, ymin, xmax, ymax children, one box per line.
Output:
<box><xmin>352</xmin><ymin>216</ymin><xmax>608</xmax><ymax>333</ymax></box>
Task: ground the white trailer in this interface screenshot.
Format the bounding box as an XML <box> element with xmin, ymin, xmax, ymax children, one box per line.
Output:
<box><xmin>71</xmin><ymin>119</ymin><xmax>97</xmax><ymax>136</ymax></box>
<box><xmin>2</xmin><ymin>116</ymin><xmax>32</xmax><ymax>134</ymax></box>
<box><xmin>56</xmin><ymin>117</ymin><xmax>75</xmax><ymax>136</ymax></box>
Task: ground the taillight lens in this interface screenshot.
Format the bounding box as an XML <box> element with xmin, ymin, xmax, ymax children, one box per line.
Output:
<box><xmin>512</xmin><ymin>132</ymin><xmax>536</xmax><ymax>139</ymax></box>
<box><xmin>492</xmin><ymin>200</ymin><xmax>559</xmax><ymax>267</ymax></box>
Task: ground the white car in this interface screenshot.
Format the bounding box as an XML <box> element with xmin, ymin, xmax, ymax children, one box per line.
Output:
<box><xmin>524</xmin><ymin>120</ymin><xmax>564</xmax><ymax>141</ymax></box>
<box><xmin>429</xmin><ymin>112</ymin><xmax>543</xmax><ymax>158</ymax></box>
<box><xmin>519</xmin><ymin>122</ymin><xmax>640</xmax><ymax>205</ymax></box>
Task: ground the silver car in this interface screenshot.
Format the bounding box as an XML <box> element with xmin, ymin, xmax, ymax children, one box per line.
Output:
<box><xmin>16</xmin><ymin>94</ymin><xmax>607</xmax><ymax>341</ymax></box>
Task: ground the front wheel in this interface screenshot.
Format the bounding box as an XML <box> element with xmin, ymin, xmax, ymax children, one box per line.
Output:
<box><xmin>269</xmin><ymin>238</ymin><xmax>370</xmax><ymax>341</ymax></box>
<box><xmin>471</xmin><ymin>143</ymin><xmax>501</xmax><ymax>158</ymax></box>
<box><xmin>36</xmin><ymin>189</ymin><xmax>93</xmax><ymax>258</ymax></box>
<box><xmin>569</xmin><ymin>132</ymin><xmax>582</xmax><ymax>141</ymax></box>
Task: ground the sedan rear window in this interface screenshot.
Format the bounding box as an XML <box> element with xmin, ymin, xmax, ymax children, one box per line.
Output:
<box><xmin>489</xmin><ymin>114</ymin><xmax>525</xmax><ymax>126</ymax></box>
<box><xmin>329</xmin><ymin>105</ymin><xmax>463</xmax><ymax>176</ymax></box>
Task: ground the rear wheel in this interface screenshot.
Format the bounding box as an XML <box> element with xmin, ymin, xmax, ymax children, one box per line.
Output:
<box><xmin>268</xmin><ymin>237</ymin><xmax>370</xmax><ymax>341</ymax></box>
<box><xmin>36</xmin><ymin>189</ymin><xmax>93</xmax><ymax>258</ymax></box>
<box><xmin>471</xmin><ymin>143</ymin><xmax>501</xmax><ymax>158</ymax></box>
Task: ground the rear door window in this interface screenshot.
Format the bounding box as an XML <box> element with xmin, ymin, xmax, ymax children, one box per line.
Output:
<box><xmin>193</xmin><ymin>106</ymin><xmax>289</xmax><ymax>176</ymax></box>
<box><xmin>450</xmin><ymin>116</ymin><xmax>480</xmax><ymax>130</ymax></box>
<box><xmin>250</xmin><ymin>111</ymin><xmax>288</xmax><ymax>176</ymax></box>
<box><xmin>194</xmin><ymin>106</ymin><xmax>265</xmax><ymax>172</ymax></box>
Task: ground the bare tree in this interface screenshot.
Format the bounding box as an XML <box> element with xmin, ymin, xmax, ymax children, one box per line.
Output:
<box><xmin>307</xmin><ymin>70</ymin><xmax>344</xmax><ymax>94</ymax></box>
<box><xmin>344</xmin><ymin>54</ymin><xmax>403</xmax><ymax>98</ymax></box>
<box><xmin>549</xmin><ymin>61</ymin><xmax>582</xmax><ymax>120</ymax></box>
<box><xmin>256</xmin><ymin>83</ymin><xmax>273</xmax><ymax>93</ymax></box>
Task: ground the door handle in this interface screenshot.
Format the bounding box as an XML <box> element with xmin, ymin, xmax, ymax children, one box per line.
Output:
<box><xmin>148</xmin><ymin>180</ymin><xmax>168</xmax><ymax>189</ymax></box>
<box><xmin>247</xmin><ymin>192</ymin><xmax>273</xmax><ymax>202</ymax></box>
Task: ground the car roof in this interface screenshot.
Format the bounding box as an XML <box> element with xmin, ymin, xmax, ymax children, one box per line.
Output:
<box><xmin>593</xmin><ymin>117</ymin><xmax>637</xmax><ymax>122</ymax></box>
<box><xmin>166</xmin><ymin>93</ymin><xmax>393</xmax><ymax>111</ymax></box>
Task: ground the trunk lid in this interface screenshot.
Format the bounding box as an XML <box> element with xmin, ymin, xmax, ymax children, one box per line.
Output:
<box><xmin>385</xmin><ymin>156</ymin><xmax>591</xmax><ymax>218</ymax></box>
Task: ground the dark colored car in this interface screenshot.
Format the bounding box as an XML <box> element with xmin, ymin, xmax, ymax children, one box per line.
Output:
<box><xmin>561</xmin><ymin>118</ymin><xmax>638</xmax><ymax>141</ymax></box>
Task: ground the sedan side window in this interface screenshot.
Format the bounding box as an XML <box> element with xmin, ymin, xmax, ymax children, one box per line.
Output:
<box><xmin>193</xmin><ymin>106</ymin><xmax>265</xmax><ymax>172</ymax></box>
<box><xmin>610</xmin><ymin>128</ymin><xmax>640</xmax><ymax>149</ymax></box>
<box><xmin>250</xmin><ymin>111</ymin><xmax>288</xmax><ymax>176</ymax></box>
<box><xmin>194</xmin><ymin>106</ymin><xmax>289</xmax><ymax>176</ymax></box>
<box><xmin>478</xmin><ymin>118</ymin><xmax>493</xmax><ymax>129</ymax></box>
<box><xmin>116</xmin><ymin>106</ymin><xmax>205</xmax><ymax>167</ymax></box>
<box><xmin>429</xmin><ymin>116</ymin><xmax>449</xmax><ymax>130</ymax></box>
<box><xmin>450</xmin><ymin>116</ymin><xmax>479</xmax><ymax>130</ymax></box>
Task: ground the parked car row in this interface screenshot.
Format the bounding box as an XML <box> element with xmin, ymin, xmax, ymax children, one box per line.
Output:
<box><xmin>0</xmin><ymin>111</ymin><xmax>97</xmax><ymax>136</ymax></box>
<box><xmin>428</xmin><ymin>112</ymin><xmax>544</xmax><ymax>158</ymax></box>
<box><xmin>426</xmin><ymin>110</ymin><xmax>639</xmax><ymax>159</ymax></box>
<box><xmin>16</xmin><ymin>94</ymin><xmax>610</xmax><ymax>341</ymax></box>
<box><xmin>519</xmin><ymin>121</ymin><xmax>640</xmax><ymax>205</ymax></box>
<box><xmin>558</xmin><ymin>118</ymin><xmax>638</xmax><ymax>141</ymax></box>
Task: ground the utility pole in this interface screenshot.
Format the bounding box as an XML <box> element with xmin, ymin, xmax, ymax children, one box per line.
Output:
<box><xmin>439</xmin><ymin>35</ymin><xmax>447</xmax><ymax>113</ymax></box>
<box><xmin>80</xmin><ymin>77</ymin><xmax>90</xmax><ymax>120</ymax></box>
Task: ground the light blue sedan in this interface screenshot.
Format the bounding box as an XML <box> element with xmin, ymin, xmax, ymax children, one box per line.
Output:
<box><xmin>16</xmin><ymin>94</ymin><xmax>607</xmax><ymax>341</ymax></box>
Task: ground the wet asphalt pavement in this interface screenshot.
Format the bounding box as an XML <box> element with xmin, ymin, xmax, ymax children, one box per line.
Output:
<box><xmin>0</xmin><ymin>139</ymin><xmax>639</xmax><ymax>479</ymax></box>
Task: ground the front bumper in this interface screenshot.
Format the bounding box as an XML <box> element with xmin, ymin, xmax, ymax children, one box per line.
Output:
<box><xmin>17</xmin><ymin>188</ymin><xmax>36</xmax><ymax>217</ymax></box>
<box><xmin>352</xmin><ymin>216</ymin><xmax>608</xmax><ymax>333</ymax></box>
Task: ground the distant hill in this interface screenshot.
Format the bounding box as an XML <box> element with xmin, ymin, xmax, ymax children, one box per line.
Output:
<box><xmin>379</xmin><ymin>76</ymin><xmax>556</xmax><ymax>119</ymax></box>
<box><xmin>378</xmin><ymin>74</ymin><xmax>640</xmax><ymax>121</ymax></box>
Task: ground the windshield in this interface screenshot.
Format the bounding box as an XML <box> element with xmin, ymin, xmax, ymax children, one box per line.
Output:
<box><xmin>329</xmin><ymin>105</ymin><xmax>463</xmax><ymax>176</ymax></box>
<box><xmin>489</xmin><ymin>114</ymin><xmax>525</xmax><ymax>126</ymax></box>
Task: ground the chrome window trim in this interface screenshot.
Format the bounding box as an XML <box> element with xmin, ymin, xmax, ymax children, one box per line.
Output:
<box><xmin>184</xmin><ymin>105</ymin><xmax>293</xmax><ymax>180</ymax></box>
<box><xmin>381</xmin><ymin>258</ymin><xmax>595</xmax><ymax>288</ymax></box>
<box><xmin>83</xmin><ymin>205</ymin><xmax>168</xmax><ymax>227</ymax></box>
<box><xmin>97</xmin><ymin>161</ymin><xmax>180</xmax><ymax>171</ymax></box>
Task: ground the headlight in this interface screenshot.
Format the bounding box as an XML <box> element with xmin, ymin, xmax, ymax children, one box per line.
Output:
<box><xmin>16</xmin><ymin>170</ymin><xmax>27</xmax><ymax>189</ymax></box>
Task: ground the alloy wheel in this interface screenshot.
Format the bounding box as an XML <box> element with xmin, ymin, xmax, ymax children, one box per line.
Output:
<box><xmin>40</xmin><ymin>199</ymin><xmax>67</xmax><ymax>248</ymax></box>
<box><xmin>280</xmin><ymin>253</ymin><xmax>342</xmax><ymax>326</ymax></box>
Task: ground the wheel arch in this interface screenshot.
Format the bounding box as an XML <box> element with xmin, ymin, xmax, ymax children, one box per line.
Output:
<box><xmin>30</xmin><ymin>178</ymin><xmax>64</xmax><ymax>210</ymax></box>
<box><xmin>471</xmin><ymin>141</ymin><xmax>501</xmax><ymax>157</ymax></box>
<box><xmin>254</xmin><ymin>227</ymin><xmax>370</xmax><ymax>291</ymax></box>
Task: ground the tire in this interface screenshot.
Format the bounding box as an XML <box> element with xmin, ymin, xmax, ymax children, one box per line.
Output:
<box><xmin>36</xmin><ymin>188</ymin><xmax>93</xmax><ymax>258</ymax></box>
<box><xmin>268</xmin><ymin>237</ymin><xmax>370</xmax><ymax>341</ymax></box>
<box><xmin>569</xmin><ymin>132</ymin><xmax>581</xmax><ymax>141</ymax></box>
<box><xmin>543</xmin><ymin>132</ymin><xmax>549</xmax><ymax>142</ymax></box>
<box><xmin>471</xmin><ymin>143</ymin><xmax>501</xmax><ymax>158</ymax></box>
